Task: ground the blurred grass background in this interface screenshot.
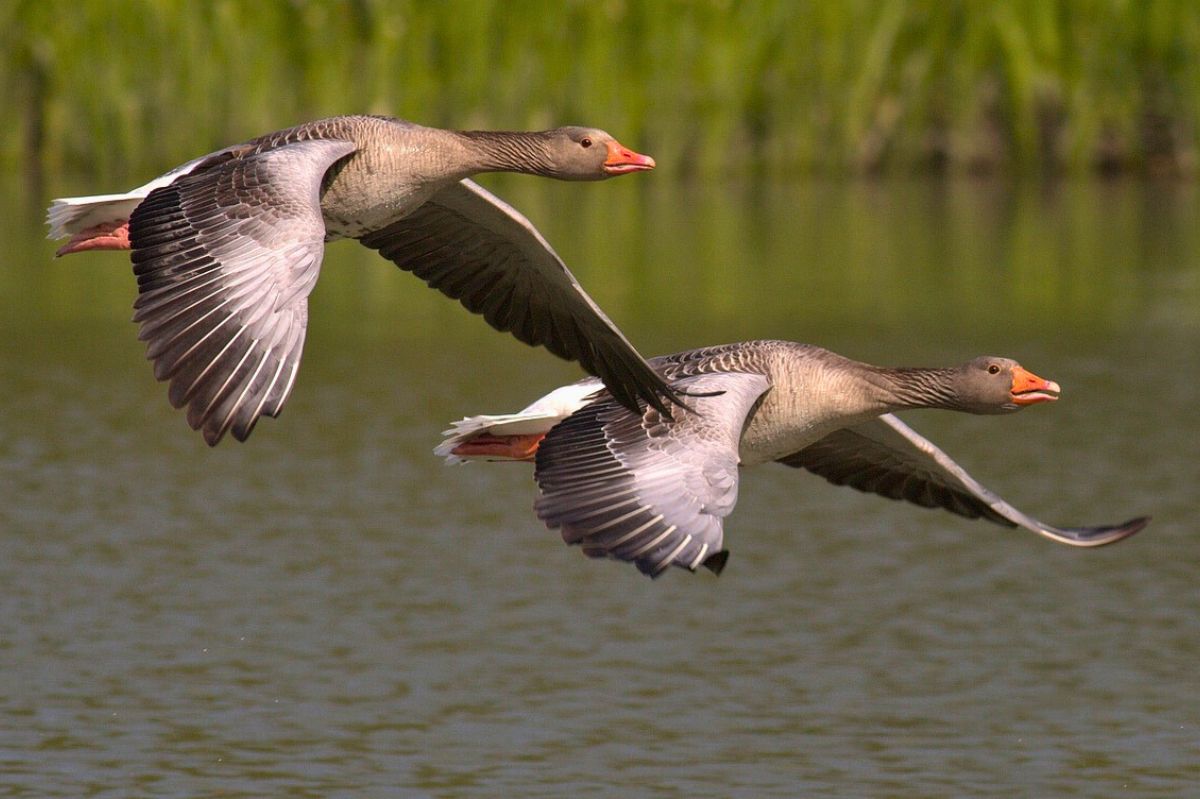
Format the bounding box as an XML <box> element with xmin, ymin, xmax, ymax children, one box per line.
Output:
<box><xmin>4</xmin><ymin>0</ymin><xmax>1199</xmax><ymax>183</ymax></box>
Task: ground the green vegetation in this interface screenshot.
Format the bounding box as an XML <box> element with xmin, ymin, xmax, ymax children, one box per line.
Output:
<box><xmin>4</xmin><ymin>0</ymin><xmax>1199</xmax><ymax>181</ymax></box>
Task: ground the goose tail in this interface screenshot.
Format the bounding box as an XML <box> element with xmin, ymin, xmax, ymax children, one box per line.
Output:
<box><xmin>436</xmin><ymin>379</ymin><xmax>602</xmax><ymax>464</ymax></box>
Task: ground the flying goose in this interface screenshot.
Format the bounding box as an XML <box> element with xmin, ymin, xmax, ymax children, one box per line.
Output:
<box><xmin>439</xmin><ymin>340</ymin><xmax>1148</xmax><ymax>577</ymax></box>
<box><xmin>47</xmin><ymin>114</ymin><xmax>677</xmax><ymax>444</ymax></box>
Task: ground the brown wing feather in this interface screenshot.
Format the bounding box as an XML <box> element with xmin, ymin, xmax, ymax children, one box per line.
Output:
<box><xmin>359</xmin><ymin>179</ymin><xmax>681</xmax><ymax>417</ymax></box>
<box><xmin>780</xmin><ymin>415</ymin><xmax>1147</xmax><ymax>546</ymax></box>
<box><xmin>779</xmin><ymin>426</ymin><xmax>1019</xmax><ymax>526</ymax></box>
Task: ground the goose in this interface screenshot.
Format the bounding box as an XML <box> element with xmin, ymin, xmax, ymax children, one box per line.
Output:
<box><xmin>46</xmin><ymin>114</ymin><xmax>678</xmax><ymax>444</ymax></box>
<box><xmin>437</xmin><ymin>340</ymin><xmax>1148</xmax><ymax>577</ymax></box>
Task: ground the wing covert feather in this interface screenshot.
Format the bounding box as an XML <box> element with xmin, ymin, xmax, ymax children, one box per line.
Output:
<box><xmin>128</xmin><ymin>139</ymin><xmax>357</xmax><ymax>444</ymax></box>
<box><xmin>534</xmin><ymin>372</ymin><xmax>771</xmax><ymax>576</ymax></box>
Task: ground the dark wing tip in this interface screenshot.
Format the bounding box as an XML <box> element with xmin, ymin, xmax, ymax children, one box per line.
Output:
<box><xmin>1118</xmin><ymin>515</ymin><xmax>1151</xmax><ymax>533</ymax></box>
<box><xmin>702</xmin><ymin>550</ymin><xmax>730</xmax><ymax>575</ymax></box>
<box><xmin>635</xmin><ymin>383</ymin><xmax>713</xmax><ymax>422</ymax></box>
<box><xmin>1096</xmin><ymin>515</ymin><xmax>1151</xmax><ymax>544</ymax></box>
<box><xmin>1054</xmin><ymin>515</ymin><xmax>1150</xmax><ymax>547</ymax></box>
<box><xmin>611</xmin><ymin>369</ymin><xmax>688</xmax><ymax>420</ymax></box>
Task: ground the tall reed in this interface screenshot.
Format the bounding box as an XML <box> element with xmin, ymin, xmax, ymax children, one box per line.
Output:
<box><xmin>5</xmin><ymin>0</ymin><xmax>1197</xmax><ymax>182</ymax></box>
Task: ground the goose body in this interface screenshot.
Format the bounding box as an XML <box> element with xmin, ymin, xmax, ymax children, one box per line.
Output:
<box><xmin>439</xmin><ymin>340</ymin><xmax>1148</xmax><ymax>577</ymax></box>
<box><xmin>47</xmin><ymin>115</ymin><xmax>673</xmax><ymax>444</ymax></box>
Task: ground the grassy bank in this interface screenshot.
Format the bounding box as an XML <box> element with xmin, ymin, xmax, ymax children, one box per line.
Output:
<box><xmin>4</xmin><ymin>0</ymin><xmax>1198</xmax><ymax>181</ymax></box>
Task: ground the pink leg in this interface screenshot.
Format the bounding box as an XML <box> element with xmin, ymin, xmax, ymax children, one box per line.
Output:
<box><xmin>56</xmin><ymin>220</ymin><xmax>131</xmax><ymax>256</ymax></box>
<box><xmin>450</xmin><ymin>433</ymin><xmax>545</xmax><ymax>461</ymax></box>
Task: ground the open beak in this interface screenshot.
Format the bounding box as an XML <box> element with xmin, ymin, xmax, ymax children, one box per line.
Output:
<box><xmin>1010</xmin><ymin>366</ymin><xmax>1061</xmax><ymax>406</ymax></box>
<box><xmin>603</xmin><ymin>140</ymin><xmax>656</xmax><ymax>175</ymax></box>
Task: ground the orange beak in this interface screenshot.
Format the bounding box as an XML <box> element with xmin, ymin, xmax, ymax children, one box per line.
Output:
<box><xmin>1010</xmin><ymin>366</ymin><xmax>1061</xmax><ymax>406</ymax></box>
<box><xmin>603</xmin><ymin>139</ymin><xmax>656</xmax><ymax>175</ymax></box>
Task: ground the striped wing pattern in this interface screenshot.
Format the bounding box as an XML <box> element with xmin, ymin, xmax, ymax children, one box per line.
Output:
<box><xmin>358</xmin><ymin>179</ymin><xmax>680</xmax><ymax>417</ymax></box>
<box><xmin>128</xmin><ymin>139</ymin><xmax>357</xmax><ymax>445</ymax></box>
<box><xmin>534</xmin><ymin>372</ymin><xmax>771</xmax><ymax>577</ymax></box>
<box><xmin>781</xmin><ymin>414</ymin><xmax>1147</xmax><ymax>546</ymax></box>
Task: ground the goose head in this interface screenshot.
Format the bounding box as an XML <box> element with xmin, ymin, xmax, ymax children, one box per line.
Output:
<box><xmin>543</xmin><ymin>126</ymin><xmax>656</xmax><ymax>180</ymax></box>
<box><xmin>955</xmin><ymin>357</ymin><xmax>1061</xmax><ymax>414</ymax></box>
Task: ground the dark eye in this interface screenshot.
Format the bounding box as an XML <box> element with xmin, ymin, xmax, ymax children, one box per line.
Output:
<box><xmin>580</xmin><ymin>137</ymin><xmax>593</xmax><ymax>148</ymax></box>
<box><xmin>987</xmin><ymin>364</ymin><xmax>1001</xmax><ymax>375</ymax></box>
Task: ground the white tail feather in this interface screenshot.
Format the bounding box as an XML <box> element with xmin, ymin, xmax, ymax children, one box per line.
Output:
<box><xmin>46</xmin><ymin>194</ymin><xmax>145</xmax><ymax>240</ymax></box>
<box><xmin>46</xmin><ymin>150</ymin><xmax>222</xmax><ymax>240</ymax></box>
<box><xmin>436</xmin><ymin>378</ymin><xmax>602</xmax><ymax>464</ymax></box>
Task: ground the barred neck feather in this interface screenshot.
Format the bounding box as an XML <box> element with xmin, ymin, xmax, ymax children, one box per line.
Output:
<box><xmin>454</xmin><ymin>130</ymin><xmax>558</xmax><ymax>175</ymax></box>
<box><xmin>873</xmin><ymin>366</ymin><xmax>969</xmax><ymax>411</ymax></box>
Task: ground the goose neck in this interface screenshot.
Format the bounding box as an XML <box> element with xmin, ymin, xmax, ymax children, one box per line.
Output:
<box><xmin>869</xmin><ymin>366</ymin><xmax>966</xmax><ymax>412</ymax></box>
<box><xmin>453</xmin><ymin>130</ymin><xmax>557</xmax><ymax>176</ymax></box>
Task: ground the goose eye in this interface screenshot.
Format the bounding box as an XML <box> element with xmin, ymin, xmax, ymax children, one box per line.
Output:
<box><xmin>580</xmin><ymin>137</ymin><xmax>593</xmax><ymax>148</ymax></box>
<box><xmin>987</xmin><ymin>364</ymin><xmax>1001</xmax><ymax>375</ymax></box>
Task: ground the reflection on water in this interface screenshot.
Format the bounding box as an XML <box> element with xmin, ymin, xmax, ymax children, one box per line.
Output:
<box><xmin>1</xmin><ymin>174</ymin><xmax>1197</xmax><ymax>797</ymax></box>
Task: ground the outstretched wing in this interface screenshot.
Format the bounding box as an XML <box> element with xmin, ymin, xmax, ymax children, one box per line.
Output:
<box><xmin>779</xmin><ymin>413</ymin><xmax>1148</xmax><ymax>546</ymax></box>
<box><xmin>128</xmin><ymin>139</ymin><xmax>357</xmax><ymax>445</ymax></box>
<box><xmin>358</xmin><ymin>179</ymin><xmax>681</xmax><ymax>417</ymax></box>
<box><xmin>534</xmin><ymin>372</ymin><xmax>772</xmax><ymax>577</ymax></box>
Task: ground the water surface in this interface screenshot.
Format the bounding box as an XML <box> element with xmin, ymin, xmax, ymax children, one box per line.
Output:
<box><xmin>1</xmin><ymin>174</ymin><xmax>1196</xmax><ymax>797</ymax></box>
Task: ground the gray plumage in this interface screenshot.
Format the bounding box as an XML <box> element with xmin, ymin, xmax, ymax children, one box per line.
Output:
<box><xmin>130</xmin><ymin>139</ymin><xmax>352</xmax><ymax>443</ymax></box>
<box><xmin>536</xmin><ymin>372</ymin><xmax>770</xmax><ymax>577</ymax></box>
<box><xmin>55</xmin><ymin>115</ymin><xmax>675</xmax><ymax>444</ymax></box>
<box><xmin>529</xmin><ymin>340</ymin><xmax>1147</xmax><ymax>577</ymax></box>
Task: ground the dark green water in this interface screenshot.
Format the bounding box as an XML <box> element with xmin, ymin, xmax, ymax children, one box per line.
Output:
<box><xmin>1</xmin><ymin>172</ymin><xmax>1196</xmax><ymax>797</ymax></box>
